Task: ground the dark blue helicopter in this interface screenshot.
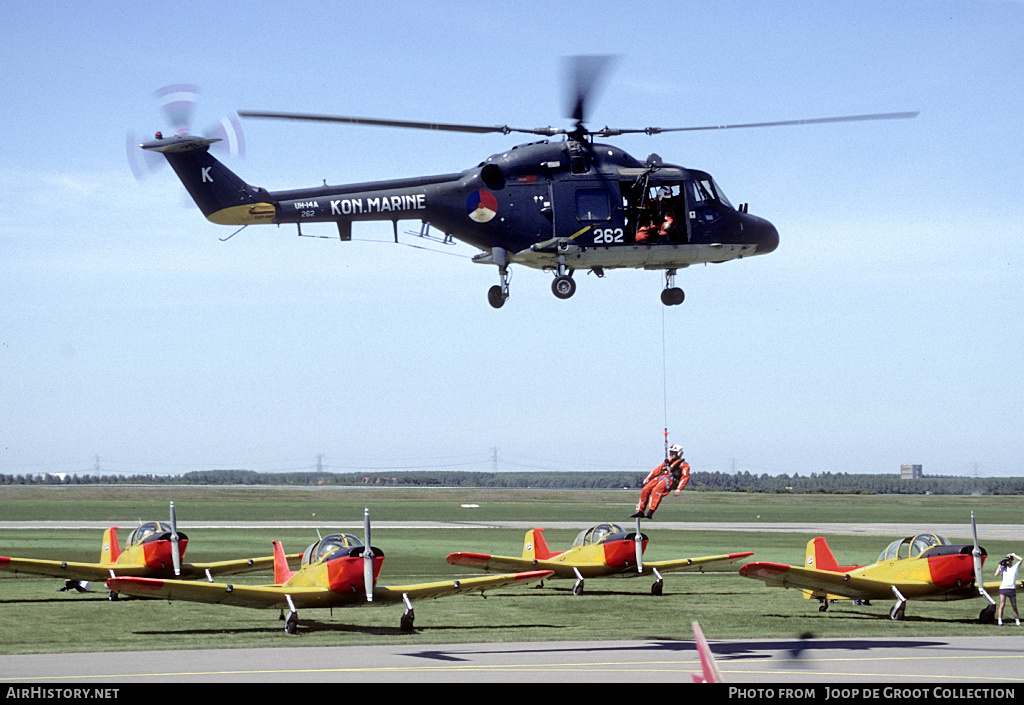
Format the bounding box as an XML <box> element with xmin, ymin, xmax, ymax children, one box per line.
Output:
<box><xmin>138</xmin><ymin>58</ymin><xmax>914</xmax><ymax>308</ymax></box>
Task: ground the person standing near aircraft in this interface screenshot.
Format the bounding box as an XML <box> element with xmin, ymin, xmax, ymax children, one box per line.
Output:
<box><xmin>996</xmin><ymin>553</ymin><xmax>1022</xmax><ymax>626</ymax></box>
<box><xmin>632</xmin><ymin>445</ymin><xmax>690</xmax><ymax>519</ymax></box>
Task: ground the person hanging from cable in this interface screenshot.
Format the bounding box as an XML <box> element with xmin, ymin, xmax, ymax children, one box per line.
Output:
<box><xmin>632</xmin><ymin>444</ymin><xmax>690</xmax><ymax>519</ymax></box>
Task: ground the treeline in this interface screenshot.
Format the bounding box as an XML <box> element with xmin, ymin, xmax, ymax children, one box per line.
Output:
<box><xmin>2</xmin><ymin>469</ymin><xmax>1024</xmax><ymax>494</ymax></box>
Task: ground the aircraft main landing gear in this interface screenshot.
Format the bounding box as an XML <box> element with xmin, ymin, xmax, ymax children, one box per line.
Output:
<box><xmin>889</xmin><ymin>586</ymin><xmax>907</xmax><ymax>621</ymax></box>
<box><xmin>400</xmin><ymin>593</ymin><xmax>416</xmax><ymax>632</ymax></box>
<box><xmin>551</xmin><ymin>257</ymin><xmax>576</xmax><ymax>300</ymax></box>
<box><xmin>552</xmin><ymin>274</ymin><xmax>576</xmax><ymax>299</ymax></box>
<box><xmin>488</xmin><ymin>247</ymin><xmax>510</xmax><ymax>308</ymax></box>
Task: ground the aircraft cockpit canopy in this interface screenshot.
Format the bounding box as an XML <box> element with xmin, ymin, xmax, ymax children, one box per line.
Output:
<box><xmin>877</xmin><ymin>533</ymin><xmax>952</xmax><ymax>563</ymax></box>
<box><xmin>685</xmin><ymin>175</ymin><xmax>733</xmax><ymax>209</ymax></box>
<box><xmin>302</xmin><ymin>533</ymin><xmax>364</xmax><ymax>566</ymax></box>
<box><xmin>127</xmin><ymin>521</ymin><xmax>178</xmax><ymax>546</ymax></box>
<box><xmin>572</xmin><ymin>523</ymin><xmax>625</xmax><ymax>548</ymax></box>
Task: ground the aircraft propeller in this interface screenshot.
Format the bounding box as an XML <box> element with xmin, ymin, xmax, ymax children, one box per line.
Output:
<box><xmin>169</xmin><ymin>501</ymin><xmax>181</xmax><ymax>577</ymax></box>
<box><xmin>971</xmin><ymin>511</ymin><xmax>996</xmax><ymax>611</ymax></box>
<box><xmin>127</xmin><ymin>84</ymin><xmax>245</xmax><ymax>181</ymax></box>
<box><xmin>363</xmin><ymin>507</ymin><xmax>374</xmax><ymax>602</ymax></box>
<box><xmin>634</xmin><ymin>516</ymin><xmax>644</xmax><ymax>574</ymax></box>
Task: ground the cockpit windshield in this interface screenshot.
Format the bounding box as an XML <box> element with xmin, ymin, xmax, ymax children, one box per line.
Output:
<box><xmin>301</xmin><ymin>533</ymin><xmax>364</xmax><ymax>566</ymax></box>
<box><xmin>572</xmin><ymin>523</ymin><xmax>625</xmax><ymax>548</ymax></box>
<box><xmin>127</xmin><ymin>521</ymin><xmax>172</xmax><ymax>546</ymax></box>
<box><xmin>877</xmin><ymin>533</ymin><xmax>951</xmax><ymax>563</ymax></box>
<box><xmin>686</xmin><ymin>177</ymin><xmax>733</xmax><ymax>209</ymax></box>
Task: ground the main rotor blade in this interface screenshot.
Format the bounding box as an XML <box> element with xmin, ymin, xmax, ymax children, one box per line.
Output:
<box><xmin>564</xmin><ymin>54</ymin><xmax>618</xmax><ymax>126</ymax></box>
<box><xmin>595</xmin><ymin>111</ymin><xmax>919</xmax><ymax>137</ymax></box>
<box><xmin>238</xmin><ymin>110</ymin><xmax>563</xmax><ymax>137</ymax></box>
<box><xmin>972</xmin><ymin>511</ymin><xmax>996</xmax><ymax>605</ymax></box>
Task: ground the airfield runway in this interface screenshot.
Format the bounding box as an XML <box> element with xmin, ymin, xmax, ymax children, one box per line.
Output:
<box><xmin>1</xmin><ymin>636</ymin><xmax>1023</xmax><ymax>683</ymax></box>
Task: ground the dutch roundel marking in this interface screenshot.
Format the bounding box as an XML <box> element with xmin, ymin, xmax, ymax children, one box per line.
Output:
<box><xmin>466</xmin><ymin>190</ymin><xmax>498</xmax><ymax>223</ymax></box>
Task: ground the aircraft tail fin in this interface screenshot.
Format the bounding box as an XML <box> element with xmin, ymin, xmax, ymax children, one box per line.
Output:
<box><xmin>272</xmin><ymin>540</ymin><xmax>295</xmax><ymax>585</ymax></box>
<box><xmin>523</xmin><ymin>529</ymin><xmax>552</xmax><ymax>561</ymax></box>
<box><xmin>100</xmin><ymin>527</ymin><xmax>121</xmax><ymax>564</ymax></box>
<box><xmin>139</xmin><ymin>135</ymin><xmax>276</xmax><ymax>226</ymax></box>
<box><xmin>806</xmin><ymin>537</ymin><xmax>840</xmax><ymax>572</ymax></box>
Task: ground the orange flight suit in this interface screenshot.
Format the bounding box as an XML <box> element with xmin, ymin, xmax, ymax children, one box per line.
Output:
<box><xmin>636</xmin><ymin>457</ymin><xmax>690</xmax><ymax>514</ymax></box>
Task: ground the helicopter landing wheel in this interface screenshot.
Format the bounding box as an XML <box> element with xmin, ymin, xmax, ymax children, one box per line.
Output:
<box><xmin>487</xmin><ymin>285</ymin><xmax>507</xmax><ymax>309</ymax></box>
<box><xmin>660</xmin><ymin>287</ymin><xmax>684</xmax><ymax>306</ymax></box>
<box><xmin>552</xmin><ymin>275</ymin><xmax>576</xmax><ymax>299</ymax></box>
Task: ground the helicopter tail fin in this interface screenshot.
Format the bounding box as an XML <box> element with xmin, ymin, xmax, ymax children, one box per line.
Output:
<box><xmin>140</xmin><ymin>135</ymin><xmax>276</xmax><ymax>226</ymax></box>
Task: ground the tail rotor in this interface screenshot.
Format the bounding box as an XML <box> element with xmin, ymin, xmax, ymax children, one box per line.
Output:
<box><xmin>127</xmin><ymin>84</ymin><xmax>244</xmax><ymax>182</ymax></box>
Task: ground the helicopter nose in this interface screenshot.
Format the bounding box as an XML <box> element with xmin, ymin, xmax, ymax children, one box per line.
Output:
<box><xmin>753</xmin><ymin>217</ymin><xmax>779</xmax><ymax>255</ymax></box>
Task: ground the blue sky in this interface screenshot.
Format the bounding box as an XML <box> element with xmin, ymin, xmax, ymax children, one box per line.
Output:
<box><xmin>2</xmin><ymin>1</ymin><xmax>1022</xmax><ymax>478</ymax></box>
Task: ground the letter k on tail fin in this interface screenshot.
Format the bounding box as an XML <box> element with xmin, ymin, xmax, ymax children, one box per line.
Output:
<box><xmin>140</xmin><ymin>134</ymin><xmax>276</xmax><ymax>226</ymax></box>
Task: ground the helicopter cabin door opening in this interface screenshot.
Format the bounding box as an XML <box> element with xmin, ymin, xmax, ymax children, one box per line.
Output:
<box><xmin>622</xmin><ymin>178</ymin><xmax>690</xmax><ymax>245</ymax></box>
<box><xmin>549</xmin><ymin>180</ymin><xmax>624</xmax><ymax>243</ymax></box>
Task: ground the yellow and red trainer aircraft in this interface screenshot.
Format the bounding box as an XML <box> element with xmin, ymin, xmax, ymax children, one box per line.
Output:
<box><xmin>0</xmin><ymin>502</ymin><xmax>296</xmax><ymax>598</ymax></box>
<box><xmin>447</xmin><ymin>520</ymin><xmax>753</xmax><ymax>596</ymax></box>
<box><xmin>107</xmin><ymin>508</ymin><xmax>554</xmax><ymax>633</ymax></box>
<box><xmin>738</xmin><ymin>512</ymin><xmax>1012</xmax><ymax>622</ymax></box>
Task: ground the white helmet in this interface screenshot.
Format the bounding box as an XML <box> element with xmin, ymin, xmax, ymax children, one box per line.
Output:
<box><xmin>669</xmin><ymin>444</ymin><xmax>683</xmax><ymax>455</ymax></box>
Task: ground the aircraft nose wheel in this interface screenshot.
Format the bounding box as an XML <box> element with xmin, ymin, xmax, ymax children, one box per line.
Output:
<box><xmin>552</xmin><ymin>274</ymin><xmax>576</xmax><ymax>299</ymax></box>
<box><xmin>661</xmin><ymin>287</ymin><xmax>684</xmax><ymax>306</ymax></box>
<box><xmin>488</xmin><ymin>285</ymin><xmax>507</xmax><ymax>308</ymax></box>
<box><xmin>661</xmin><ymin>269</ymin><xmax>684</xmax><ymax>306</ymax></box>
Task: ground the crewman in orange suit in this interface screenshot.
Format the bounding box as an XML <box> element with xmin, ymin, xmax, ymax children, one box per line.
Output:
<box><xmin>631</xmin><ymin>445</ymin><xmax>690</xmax><ymax>519</ymax></box>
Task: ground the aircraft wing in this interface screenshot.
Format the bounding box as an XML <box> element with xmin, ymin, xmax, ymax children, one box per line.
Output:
<box><xmin>107</xmin><ymin>576</ymin><xmax>330</xmax><ymax>610</ymax></box>
<box><xmin>448</xmin><ymin>552</ymin><xmax>548</xmax><ymax>573</ymax></box>
<box><xmin>107</xmin><ymin>570</ymin><xmax>554</xmax><ymax>610</ymax></box>
<box><xmin>644</xmin><ymin>552</ymin><xmax>754</xmax><ymax>575</ymax></box>
<box><xmin>178</xmin><ymin>553</ymin><xmax>303</xmax><ymax>579</ymax></box>
<box><xmin>373</xmin><ymin>570</ymin><xmax>554</xmax><ymax>603</ymax></box>
<box><xmin>0</xmin><ymin>556</ymin><xmax>151</xmax><ymax>581</ymax></box>
<box><xmin>447</xmin><ymin>552</ymin><xmax>607</xmax><ymax>579</ymax></box>
<box><xmin>738</xmin><ymin>561</ymin><xmax>930</xmax><ymax>600</ymax></box>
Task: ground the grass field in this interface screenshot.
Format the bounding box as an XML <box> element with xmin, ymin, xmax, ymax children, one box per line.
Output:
<box><xmin>0</xmin><ymin>486</ymin><xmax>1021</xmax><ymax>655</ymax></box>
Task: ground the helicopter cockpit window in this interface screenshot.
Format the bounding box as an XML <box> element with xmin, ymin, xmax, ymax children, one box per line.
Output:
<box><xmin>575</xmin><ymin>189</ymin><xmax>611</xmax><ymax>221</ymax></box>
<box><xmin>687</xmin><ymin>178</ymin><xmax>733</xmax><ymax>209</ymax></box>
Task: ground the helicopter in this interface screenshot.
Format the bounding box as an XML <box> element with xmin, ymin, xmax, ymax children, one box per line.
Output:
<box><xmin>136</xmin><ymin>57</ymin><xmax>916</xmax><ymax>308</ymax></box>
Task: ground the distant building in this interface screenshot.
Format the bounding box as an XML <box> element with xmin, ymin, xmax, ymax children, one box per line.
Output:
<box><xmin>901</xmin><ymin>464</ymin><xmax>923</xmax><ymax>480</ymax></box>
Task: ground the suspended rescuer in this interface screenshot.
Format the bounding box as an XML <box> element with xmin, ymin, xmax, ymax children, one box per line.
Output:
<box><xmin>632</xmin><ymin>445</ymin><xmax>690</xmax><ymax>519</ymax></box>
